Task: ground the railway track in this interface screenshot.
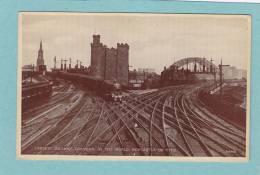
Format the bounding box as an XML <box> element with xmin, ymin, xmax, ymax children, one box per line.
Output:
<box><xmin>21</xmin><ymin>93</ymin><xmax>87</xmax><ymax>154</ymax></box>
<box><xmin>116</xmin><ymin>90</ymin><xmax>190</xmax><ymax>156</ymax></box>
<box><xmin>161</xmin><ymin>87</ymin><xmax>246</xmax><ymax>156</ymax></box>
<box><xmin>22</xmin><ymin>82</ymin><xmax>75</xmax><ymax>120</ymax></box>
<box><xmin>182</xmin><ymin>89</ymin><xmax>246</xmax><ymax>156</ymax></box>
<box><xmin>21</xmin><ymin>82</ymin><xmax>246</xmax><ymax>157</ymax></box>
<box><xmin>120</xmin><ymin>84</ymin><xmax>246</xmax><ymax>156</ymax></box>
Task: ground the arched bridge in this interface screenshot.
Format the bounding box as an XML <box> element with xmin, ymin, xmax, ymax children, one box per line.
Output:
<box><xmin>168</xmin><ymin>57</ymin><xmax>219</xmax><ymax>73</ymax></box>
<box><xmin>173</xmin><ymin>57</ymin><xmax>218</xmax><ymax>69</ymax></box>
<box><xmin>161</xmin><ymin>57</ymin><xmax>219</xmax><ymax>86</ymax></box>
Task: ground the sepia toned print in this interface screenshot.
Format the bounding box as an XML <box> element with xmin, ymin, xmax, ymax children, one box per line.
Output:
<box><xmin>17</xmin><ymin>12</ymin><xmax>250</xmax><ymax>160</ymax></box>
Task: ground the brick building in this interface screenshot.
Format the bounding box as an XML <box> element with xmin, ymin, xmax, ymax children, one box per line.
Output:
<box><xmin>90</xmin><ymin>35</ymin><xmax>129</xmax><ymax>86</ymax></box>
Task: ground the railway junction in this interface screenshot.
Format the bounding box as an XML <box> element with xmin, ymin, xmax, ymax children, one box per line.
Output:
<box><xmin>21</xmin><ymin>76</ymin><xmax>246</xmax><ymax>157</ymax></box>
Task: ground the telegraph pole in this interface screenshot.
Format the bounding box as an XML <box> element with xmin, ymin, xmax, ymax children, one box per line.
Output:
<box><xmin>203</xmin><ymin>58</ymin><xmax>206</xmax><ymax>73</ymax></box>
<box><xmin>219</xmin><ymin>59</ymin><xmax>230</xmax><ymax>101</ymax></box>
<box><xmin>61</xmin><ymin>59</ymin><xmax>63</xmax><ymax>71</ymax></box>
<box><xmin>54</xmin><ymin>56</ymin><xmax>57</xmax><ymax>70</ymax></box>
<box><xmin>128</xmin><ymin>65</ymin><xmax>133</xmax><ymax>88</ymax></box>
<box><xmin>209</xmin><ymin>58</ymin><xmax>217</xmax><ymax>84</ymax></box>
<box><xmin>213</xmin><ymin>68</ymin><xmax>216</xmax><ymax>84</ymax></box>
<box><xmin>69</xmin><ymin>58</ymin><xmax>71</xmax><ymax>70</ymax></box>
<box><xmin>186</xmin><ymin>58</ymin><xmax>189</xmax><ymax>71</ymax></box>
<box><xmin>210</xmin><ymin>58</ymin><xmax>214</xmax><ymax>73</ymax></box>
<box><xmin>64</xmin><ymin>59</ymin><xmax>68</xmax><ymax>70</ymax></box>
<box><xmin>30</xmin><ymin>64</ymin><xmax>34</xmax><ymax>83</ymax></box>
<box><xmin>76</xmin><ymin>59</ymin><xmax>79</xmax><ymax>69</ymax></box>
<box><xmin>194</xmin><ymin>59</ymin><xmax>197</xmax><ymax>73</ymax></box>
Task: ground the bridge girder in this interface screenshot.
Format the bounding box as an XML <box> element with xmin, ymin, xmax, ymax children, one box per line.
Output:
<box><xmin>169</xmin><ymin>57</ymin><xmax>219</xmax><ymax>71</ymax></box>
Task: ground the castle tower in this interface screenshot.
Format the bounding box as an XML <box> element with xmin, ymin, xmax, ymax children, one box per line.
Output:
<box><xmin>117</xmin><ymin>43</ymin><xmax>129</xmax><ymax>86</ymax></box>
<box><xmin>105</xmin><ymin>47</ymin><xmax>117</xmax><ymax>81</ymax></box>
<box><xmin>36</xmin><ymin>40</ymin><xmax>45</xmax><ymax>71</ymax></box>
<box><xmin>90</xmin><ymin>35</ymin><xmax>106</xmax><ymax>79</ymax></box>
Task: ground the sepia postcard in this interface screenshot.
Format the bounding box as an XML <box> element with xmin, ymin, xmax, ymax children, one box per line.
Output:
<box><xmin>17</xmin><ymin>12</ymin><xmax>251</xmax><ymax>161</ymax></box>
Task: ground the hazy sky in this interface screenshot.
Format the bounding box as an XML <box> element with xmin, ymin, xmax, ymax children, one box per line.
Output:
<box><xmin>21</xmin><ymin>13</ymin><xmax>251</xmax><ymax>73</ymax></box>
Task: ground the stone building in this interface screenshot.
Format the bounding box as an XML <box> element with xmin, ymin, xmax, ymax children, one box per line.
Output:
<box><xmin>90</xmin><ymin>35</ymin><xmax>129</xmax><ymax>86</ymax></box>
<box><xmin>116</xmin><ymin>43</ymin><xmax>129</xmax><ymax>86</ymax></box>
<box><xmin>105</xmin><ymin>47</ymin><xmax>117</xmax><ymax>80</ymax></box>
<box><xmin>90</xmin><ymin>35</ymin><xmax>106</xmax><ymax>79</ymax></box>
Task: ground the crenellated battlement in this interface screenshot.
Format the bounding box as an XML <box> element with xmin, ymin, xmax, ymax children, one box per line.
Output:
<box><xmin>117</xmin><ymin>43</ymin><xmax>129</xmax><ymax>49</ymax></box>
<box><xmin>106</xmin><ymin>47</ymin><xmax>117</xmax><ymax>51</ymax></box>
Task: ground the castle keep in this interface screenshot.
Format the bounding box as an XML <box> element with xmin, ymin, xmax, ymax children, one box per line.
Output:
<box><xmin>90</xmin><ymin>35</ymin><xmax>129</xmax><ymax>86</ymax></box>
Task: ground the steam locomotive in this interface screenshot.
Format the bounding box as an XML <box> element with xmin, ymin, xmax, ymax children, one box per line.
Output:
<box><xmin>101</xmin><ymin>81</ymin><xmax>125</xmax><ymax>102</ymax></box>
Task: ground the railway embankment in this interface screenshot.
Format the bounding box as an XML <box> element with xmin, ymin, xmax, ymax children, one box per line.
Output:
<box><xmin>198</xmin><ymin>91</ymin><xmax>246</xmax><ymax>128</ymax></box>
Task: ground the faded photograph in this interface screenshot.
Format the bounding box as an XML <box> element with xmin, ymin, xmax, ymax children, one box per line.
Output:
<box><xmin>18</xmin><ymin>12</ymin><xmax>250</xmax><ymax>159</ymax></box>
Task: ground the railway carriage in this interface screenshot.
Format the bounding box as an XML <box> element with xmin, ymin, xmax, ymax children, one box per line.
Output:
<box><xmin>22</xmin><ymin>81</ymin><xmax>52</xmax><ymax>111</ymax></box>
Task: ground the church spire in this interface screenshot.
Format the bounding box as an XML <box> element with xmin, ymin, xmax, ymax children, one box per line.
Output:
<box><xmin>40</xmin><ymin>40</ymin><xmax>42</xmax><ymax>51</ymax></box>
<box><xmin>37</xmin><ymin>40</ymin><xmax>44</xmax><ymax>69</ymax></box>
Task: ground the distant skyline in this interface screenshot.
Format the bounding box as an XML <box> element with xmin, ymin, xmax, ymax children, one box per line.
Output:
<box><xmin>21</xmin><ymin>13</ymin><xmax>251</xmax><ymax>73</ymax></box>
